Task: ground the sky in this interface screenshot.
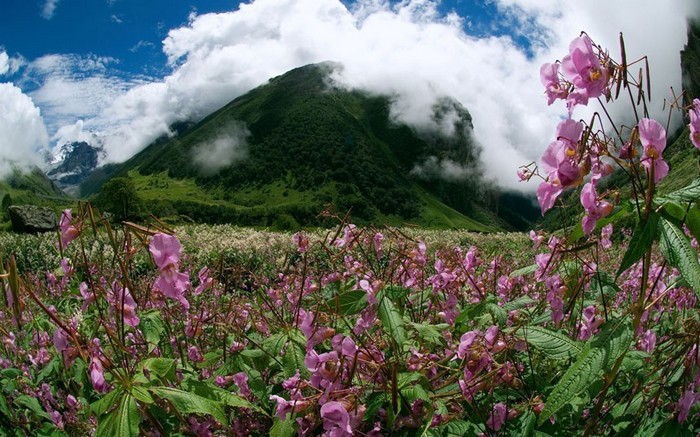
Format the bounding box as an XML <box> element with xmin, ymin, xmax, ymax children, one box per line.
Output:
<box><xmin>0</xmin><ymin>0</ymin><xmax>699</xmax><ymax>190</ymax></box>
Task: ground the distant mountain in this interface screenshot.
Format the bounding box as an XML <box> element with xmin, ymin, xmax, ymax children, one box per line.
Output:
<box><xmin>82</xmin><ymin>62</ymin><xmax>536</xmax><ymax>230</ymax></box>
<box><xmin>46</xmin><ymin>141</ymin><xmax>106</xmax><ymax>195</ymax></box>
<box><xmin>681</xmin><ymin>18</ymin><xmax>700</xmax><ymax>102</ymax></box>
<box><xmin>0</xmin><ymin>166</ymin><xmax>66</xmax><ymax>211</ymax></box>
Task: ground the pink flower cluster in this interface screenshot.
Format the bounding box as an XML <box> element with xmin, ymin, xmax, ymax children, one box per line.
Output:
<box><xmin>533</xmin><ymin>34</ymin><xmax>672</xmax><ymax>235</ymax></box>
<box><xmin>149</xmin><ymin>233</ymin><xmax>190</xmax><ymax>309</ymax></box>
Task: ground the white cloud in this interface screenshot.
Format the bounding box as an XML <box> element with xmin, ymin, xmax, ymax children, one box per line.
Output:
<box><xmin>41</xmin><ymin>0</ymin><xmax>60</xmax><ymax>20</ymax></box>
<box><xmin>192</xmin><ymin>124</ymin><xmax>250</xmax><ymax>175</ymax></box>
<box><xmin>0</xmin><ymin>50</ymin><xmax>25</xmax><ymax>76</ymax></box>
<box><xmin>18</xmin><ymin>0</ymin><xmax>700</xmax><ymax>190</ymax></box>
<box><xmin>0</xmin><ymin>83</ymin><xmax>49</xmax><ymax>177</ymax></box>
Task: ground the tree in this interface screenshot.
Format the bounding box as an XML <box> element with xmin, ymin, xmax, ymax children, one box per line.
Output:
<box><xmin>1</xmin><ymin>193</ymin><xmax>11</xmax><ymax>222</ymax></box>
<box><xmin>99</xmin><ymin>177</ymin><xmax>142</xmax><ymax>222</ymax></box>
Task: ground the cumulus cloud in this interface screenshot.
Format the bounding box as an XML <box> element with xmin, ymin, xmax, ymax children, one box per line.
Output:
<box><xmin>24</xmin><ymin>54</ymin><xmax>143</xmax><ymax>137</ymax></box>
<box><xmin>0</xmin><ymin>84</ymin><xmax>49</xmax><ymax>177</ymax></box>
<box><xmin>41</xmin><ymin>0</ymin><xmax>60</xmax><ymax>20</ymax></box>
<box><xmin>0</xmin><ymin>50</ymin><xmax>25</xmax><ymax>76</ymax></box>
<box><xmin>21</xmin><ymin>0</ymin><xmax>700</xmax><ymax>189</ymax></box>
<box><xmin>192</xmin><ymin>124</ymin><xmax>250</xmax><ymax>175</ymax></box>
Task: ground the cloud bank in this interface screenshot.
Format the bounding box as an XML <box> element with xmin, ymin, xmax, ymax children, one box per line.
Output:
<box><xmin>192</xmin><ymin>124</ymin><xmax>251</xmax><ymax>175</ymax></box>
<box><xmin>0</xmin><ymin>83</ymin><xmax>49</xmax><ymax>177</ymax></box>
<box><xmin>5</xmin><ymin>0</ymin><xmax>700</xmax><ymax>190</ymax></box>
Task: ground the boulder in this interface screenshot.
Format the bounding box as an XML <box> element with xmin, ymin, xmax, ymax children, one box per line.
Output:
<box><xmin>8</xmin><ymin>205</ymin><xmax>57</xmax><ymax>233</ymax></box>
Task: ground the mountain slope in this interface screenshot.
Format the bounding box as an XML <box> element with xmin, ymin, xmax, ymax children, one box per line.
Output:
<box><xmin>82</xmin><ymin>63</ymin><xmax>512</xmax><ymax>230</ymax></box>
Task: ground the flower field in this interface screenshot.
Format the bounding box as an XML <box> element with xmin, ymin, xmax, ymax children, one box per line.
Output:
<box><xmin>1</xmin><ymin>31</ymin><xmax>700</xmax><ymax>436</ymax></box>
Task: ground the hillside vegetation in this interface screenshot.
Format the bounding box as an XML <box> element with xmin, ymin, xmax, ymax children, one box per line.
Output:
<box><xmin>81</xmin><ymin>63</ymin><xmax>530</xmax><ymax>231</ymax></box>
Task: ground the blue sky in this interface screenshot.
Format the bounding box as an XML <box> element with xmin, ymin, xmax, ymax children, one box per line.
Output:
<box><xmin>0</xmin><ymin>1</ymin><xmax>513</xmax><ymax>77</ymax></box>
<box><xmin>0</xmin><ymin>0</ymin><xmax>698</xmax><ymax>188</ymax></box>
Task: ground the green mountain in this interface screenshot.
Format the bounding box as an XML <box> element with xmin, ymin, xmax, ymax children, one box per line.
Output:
<box><xmin>0</xmin><ymin>166</ymin><xmax>68</xmax><ymax>229</ymax></box>
<box><xmin>82</xmin><ymin>62</ymin><xmax>534</xmax><ymax>231</ymax></box>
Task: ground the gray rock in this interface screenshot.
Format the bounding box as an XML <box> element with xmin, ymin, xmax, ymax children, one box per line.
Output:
<box><xmin>8</xmin><ymin>205</ymin><xmax>57</xmax><ymax>233</ymax></box>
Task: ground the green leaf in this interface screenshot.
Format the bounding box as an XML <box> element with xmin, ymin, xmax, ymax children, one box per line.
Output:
<box><xmin>95</xmin><ymin>394</ymin><xmax>139</xmax><ymax>437</ymax></box>
<box><xmin>91</xmin><ymin>387</ymin><xmax>124</xmax><ymax>417</ymax></box>
<box><xmin>685</xmin><ymin>206</ymin><xmax>700</xmax><ymax>243</ymax></box>
<box><xmin>377</xmin><ymin>292</ymin><xmax>406</xmax><ymax>348</ymax></box>
<box><xmin>502</xmin><ymin>296</ymin><xmax>538</xmax><ymax>312</ymax></box>
<box><xmin>521</xmin><ymin>326</ymin><xmax>582</xmax><ymax>360</ymax></box>
<box><xmin>149</xmin><ymin>386</ymin><xmax>227</xmax><ymax>425</ymax></box>
<box><xmin>130</xmin><ymin>386</ymin><xmax>154</xmax><ymax>405</ymax></box>
<box><xmin>335</xmin><ymin>290</ymin><xmax>368</xmax><ymax>315</ymax></box>
<box><xmin>182</xmin><ymin>379</ymin><xmax>267</xmax><ymax>415</ymax></box>
<box><xmin>282</xmin><ymin>337</ymin><xmax>306</xmax><ymax>379</ymax></box>
<box><xmin>270</xmin><ymin>418</ymin><xmax>296</xmax><ymax>437</ymax></box>
<box><xmin>538</xmin><ymin>320</ymin><xmax>632</xmax><ymax>425</ymax></box>
<box><xmin>510</xmin><ymin>264</ymin><xmax>538</xmax><ymax>278</ymax></box>
<box><xmin>657</xmin><ymin>177</ymin><xmax>700</xmax><ymax>203</ymax></box>
<box><xmin>140</xmin><ymin>310</ymin><xmax>165</xmax><ymax>353</ymax></box>
<box><xmin>262</xmin><ymin>332</ymin><xmax>287</xmax><ymax>358</ymax></box>
<box><xmin>438</xmin><ymin>420</ymin><xmax>480</xmax><ymax>436</ymax></box>
<box><xmin>137</xmin><ymin>358</ymin><xmax>176</xmax><ymax>381</ymax></box>
<box><xmin>407</xmin><ymin>322</ymin><xmax>447</xmax><ymax>345</ymax></box>
<box><xmin>659</xmin><ymin>217</ymin><xmax>700</xmax><ymax>297</ymax></box>
<box><xmin>14</xmin><ymin>395</ymin><xmax>51</xmax><ymax>420</ymax></box>
<box><xmin>616</xmin><ymin>212</ymin><xmax>659</xmax><ymax>278</ymax></box>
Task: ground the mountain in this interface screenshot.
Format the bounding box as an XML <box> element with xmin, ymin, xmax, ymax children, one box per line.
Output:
<box><xmin>82</xmin><ymin>62</ymin><xmax>535</xmax><ymax>231</ymax></box>
<box><xmin>46</xmin><ymin>141</ymin><xmax>106</xmax><ymax>195</ymax></box>
<box><xmin>681</xmin><ymin>18</ymin><xmax>700</xmax><ymax>103</ymax></box>
<box><xmin>0</xmin><ymin>166</ymin><xmax>67</xmax><ymax>229</ymax></box>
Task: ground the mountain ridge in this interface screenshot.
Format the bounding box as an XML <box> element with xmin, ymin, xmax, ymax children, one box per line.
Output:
<box><xmin>80</xmin><ymin>62</ymin><xmax>523</xmax><ymax>231</ymax></box>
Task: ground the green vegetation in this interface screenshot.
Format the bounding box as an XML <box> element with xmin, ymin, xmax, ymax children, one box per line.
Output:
<box><xmin>80</xmin><ymin>63</ymin><xmax>528</xmax><ymax>231</ymax></box>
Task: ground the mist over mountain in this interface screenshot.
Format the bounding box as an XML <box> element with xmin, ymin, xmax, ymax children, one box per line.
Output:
<box><xmin>81</xmin><ymin>62</ymin><xmax>537</xmax><ymax>230</ymax></box>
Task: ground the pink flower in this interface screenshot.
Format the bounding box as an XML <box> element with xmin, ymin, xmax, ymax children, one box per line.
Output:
<box><xmin>600</xmin><ymin>224</ymin><xmax>613</xmax><ymax>250</ymax></box>
<box><xmin>89</xmin><ymin>357</ymin><xmax>108</xmax><ymax>393</ymax></box>
<box><xmin>561</xmin><ymin>35</ymin><xmax>609</xmax><ymax>106</ymax></box>
<box><xmin>678</xmin><ymin>389</ymin><xmax>698</xmax><ymax>423</ymax></box>
<box><xmin>149</xmin><ymin>233</ymin><xmax>190</xmax><ymax>309</ymax></box>
<box><xmin>537</xmin><ymin>119</ymin><xmax>585</xmax><ymax>214</ymax></box>
<box><xmin>149</xmin><ymin>233</ymin><xmax>182</xmax><ymax>269</ymax></box>
<box><xmin>58</xmin><ymin>209</ymin><xmax>80</xmax><ymax>249</ymax></box>
<box><xmin>487</xmin><ymin>402</ymin><xmax>508</xmax><ymax>431</ymax></box>
<box><xmin>580</xmin><ymin>178</ymin><xmax>613</xmax><ymax>235</ymax></box>
<box><xmin>689</xmin><ymin>98</ymin><xmax>700</xmax><ymax>149</ymax></box>
<box><xmin>540</xmin><ymin>62</ymin><xmax>568</xmax><ymax>105</ymax></box>
<box><xmin>293</xmin><ymin>232</ymin><xmax>309</xmax><ymax>253</ymax></box>
<box><xmin>457</xmin><ymin>330</ymin><xmax>480</xmax><ymax>359</ymax></box>
<box><xmin>320</xmin><ymin>401</ymin><xmax>353</xmax><ymax>436</ymax></box>
<box><xmin>639</xmin><ymin>329</ymin><xmax>656</xmax><ymax>354</ymax></box>
<box><xmin>194</xmin><ymin>267</ymin><xmax>213</xmax><ymax>295</ymax></box>
<box><xmin>638</xmin><ymin>118</ymin><xmax>669</xmax><ymax>183</ymax></box>
<box><xmin>233</xmin><ymin>372</ymin><xmax>251</xmax><ymax>397</ymax></box>
<box><xmin>112</xmin><ymin>282</ymin><xmax>139</xmax><ymax>327</ymax></box>
<box><xmin>269</xmin><ymin>395</ymin><xmax>310</xmax><ymax>419</ymax></box>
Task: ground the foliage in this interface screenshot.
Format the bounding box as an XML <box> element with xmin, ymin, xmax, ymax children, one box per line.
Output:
<box><xmin>98</xmin><ymin>176</ymin><xmax>143</xmax><ymax>222</ymax></box>
<box><xmin>0</xmin><ymin>31</ymin><xmax>700</xmax><ymax>436</ymax></box>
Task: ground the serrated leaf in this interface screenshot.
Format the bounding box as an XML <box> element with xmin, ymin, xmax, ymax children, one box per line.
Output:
<box><xmin>685</xmin><ymin>206</ymin><xmax>700</xmax><ymax>243</ymax></box>
<box><xmin>397</xmin><ymin>372</ymin><xmax>429</xmax><ymax>389</ymax></box>
<box><xmin>510</xmin><ymin>264</ymin><xmax>538</xmax><ymax>278</ymax></box>
<box><xmin>182</xmin><ymin>379</ymin><xmax>267</xmax><ymax>415</ymax></box>
<box><xmin>658</xmin><ymin>217</ymin><xmax>700</xmax><ymax>297</ymax></box>
<box><xmin>91</xmin><ymin>387</ymin><xmax>123</xmax><ymax>417</ymax></box>
<box><xmin>149</xmin><ymin>386</ymin><xmax>227</xmax><ymax>425</ymax></box>
<box><xmin>262</xmin><ymin>332</ymin><xmax>287</xmax><ymax>358</ymax></box>
<box><xmin>502</xmin><ymin>296</ymin><xmax>538</xmax><ymax>312</ymax></box>
<box><xmin>14</xmin><ymin>395</ymin><xmax>51</xmax><ymax>420</ymax></box>
<box><xmin>335</xmin><ymin>290</ymin><xmax>368</xmax><ymax>315</ymax></box>
<box><xmin>657</xmin><ymin>178</ymin><xmax>700</xmax><ymax>203</ymax></box>
<box><xmin>407</xmin><ymin>322</ymin><xmax>447</xmax><ymax>345</ymax></box>
<box><xmin>137</xmin><ymin>358</ymin><xmax>176</xmax><ymax>381</ymax></box>
<box><xmin>616</xmin><ymin>212</ymin><xmax>659</xmax><ymax>278</ymax></box>
<box><xmin>140</xmin><ymin>310</ymin><xmax>164</xmax><ymax>353</ymax></box>
<box><xmin>270</xmin><ymin>418</ymin><xmax>296</xmax><ymax>437</ymax></box>
<box><xmin>282</xmin><ymin>338</ymin><xmax>306</xmax><ymax>379</ymax></box>
<box><xmin>377</xmin><ymin>292</ymin><xmax>406</xmax><ymax>348</ymax></box>
<box><xmin>95</xmin><ymin>394</ymin><xmax>139</xmax><ymax>437</ymax></box>
<box><xmin>522</xmin><ymin>326</ymin><xmax>582</xmax><ymax>360</ymax></box>
<box><xmin>539</xmin><ymin>320</ymin><xmax>632</xmax><ymax>425</ymax></box>
<box><xmin>130</xmin><ymin>386</ymin><xmax>154</xmax><ymax>404</ymax></box>
<box><xmin>439</xmin><ymin>419</ymin><xmax>480</xmax><ymax>436</ymax></box>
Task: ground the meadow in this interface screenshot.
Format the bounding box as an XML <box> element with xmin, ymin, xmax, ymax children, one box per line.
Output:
<box><xmin>1</xmin><ymin>32</ymin><xmax>700</xmax><ymax>436</ymax></box>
